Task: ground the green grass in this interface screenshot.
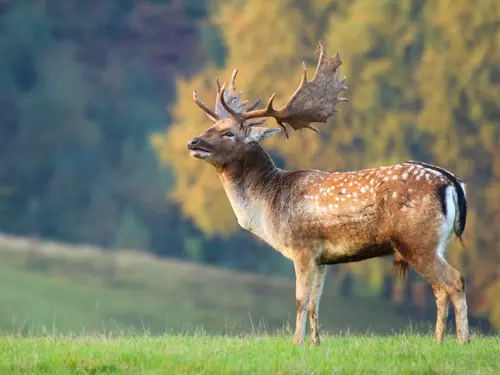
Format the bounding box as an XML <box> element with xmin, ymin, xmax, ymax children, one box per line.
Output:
<box><xmin>0</xmin><ymin>235</ymin><xmax>427</xmax><ymax>336</ymax></box>
<box><xmin>1</xmin><ymin>334</ymin><xmax>498</xmax><ymax>374</ymax></box>
<box><xmin>0</xmin><ymin>235</ymin><xmax>498</xmax><ymax>374</ymax></box>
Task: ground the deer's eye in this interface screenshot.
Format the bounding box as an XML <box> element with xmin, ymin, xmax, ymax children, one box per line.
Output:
<box><xmin>223</xmin><ymin>131</ymin><xmax>235</xmax><ymax>138</ymax></box>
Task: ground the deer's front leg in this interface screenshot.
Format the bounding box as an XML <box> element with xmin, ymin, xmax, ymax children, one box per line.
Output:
<box><xmin>293</xmin><ymin>258</ymin><xmax>316</xmax><ymax>345</ymax></box>
<box><xmin>308</xmin><ymin>264</ymin><xmax>327</xmax><ymax>345</ymax></box>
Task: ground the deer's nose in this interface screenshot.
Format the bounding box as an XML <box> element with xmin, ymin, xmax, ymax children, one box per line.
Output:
<box><xmin>187</xmin><ymin>138</ymin><xmax>200</xmax><ymax>149</ymax></box>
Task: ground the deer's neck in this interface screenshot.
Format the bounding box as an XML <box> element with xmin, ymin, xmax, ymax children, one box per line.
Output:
<box><xmin>219</xmin><ymin>143</ymin><xmax>282</xmax><ymax>240</ymax></box>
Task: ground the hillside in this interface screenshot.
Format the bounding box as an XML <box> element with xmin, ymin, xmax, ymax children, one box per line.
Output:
<box><xmin>0</xmin><ymin>234</ymin><xmax>428</xmax><ymax>336</ymax></box>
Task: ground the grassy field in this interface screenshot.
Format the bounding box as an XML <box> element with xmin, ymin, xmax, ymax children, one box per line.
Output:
<box><xmin>0</xmin><ymin>234</ymin><xmax>429</xmax><ymax>336</ymax></box>
<box><xmin>0</xmin><ymin>235</ymin><xmax>498</xmax><ymax>374</ymax></box>
<box><xmin>1</xmin><ymin>334</ymin><xmax>498</xmax><ymax>374</ymax></box>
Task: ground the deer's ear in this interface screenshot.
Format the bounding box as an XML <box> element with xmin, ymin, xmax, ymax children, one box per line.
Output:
<box><xmin>245</xmin><ymin>127</ymin><xmax>281</xmax><ymax>143</ymax></box>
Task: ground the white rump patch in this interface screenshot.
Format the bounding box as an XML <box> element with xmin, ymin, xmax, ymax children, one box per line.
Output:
<box><xmin>437</xmin><ymin>186</ymin><xmax>457</xmax><ymax>257</ymax></box>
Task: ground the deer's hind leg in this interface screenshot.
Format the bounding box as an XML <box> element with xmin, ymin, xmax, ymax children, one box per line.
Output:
<box><xmin>394</xmin><ymin>242</ymin><xmax>470</xmax><ymax>344</ymax></box>
<box><xmin>431</xmin><ymin>284</ymin><xmax>449</xmax><ymax>343</ymax></box>
<box><xmin>435</xmin><ymin>257</ymin><xmax>469</xmax><ymax>343</ymax></box>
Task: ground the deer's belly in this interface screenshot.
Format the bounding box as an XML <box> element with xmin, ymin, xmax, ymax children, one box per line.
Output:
<box><xmin>318</xmin><ymin>242</ymin><xmax>394</xmax><ymax>264</ymax></box>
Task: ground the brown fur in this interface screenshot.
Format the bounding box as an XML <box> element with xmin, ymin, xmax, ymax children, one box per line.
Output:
<box><xmin>393</xmin><ymin>259</ymin><xmax>410</xmax><ymax>281</ymax></box>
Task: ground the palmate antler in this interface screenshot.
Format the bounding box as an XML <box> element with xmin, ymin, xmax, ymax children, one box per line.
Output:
<box><xmin>193</xmin><ymin>41</ymin><xmax>348</xmax><ymax>138</ymax></box>
<box><xmin>193</xmin><ymin>70</ymin><xmax>265</xmax><ymax>126</ymax></box>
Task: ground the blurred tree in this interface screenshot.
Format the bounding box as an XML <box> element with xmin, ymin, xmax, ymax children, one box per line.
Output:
<box><xmin>0</xmin><ymin>0</ymin><xmax>204</xmax><ymax>255</ymax></box>
<box><xmin>113</xmin><ymin>207</ymin><xmax>151</xmax><ymax>250</ymax></box>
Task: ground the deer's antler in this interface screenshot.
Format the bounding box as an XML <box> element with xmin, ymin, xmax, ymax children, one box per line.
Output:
<box><xmin>219</xmin><ymin>41</ymin><xmax>348</xmax><ymax>138</ymax></box>
<box><xmin>193</xmin><ymin>69</ymin><xmax>265</xmax><ymax>125</ymax></box>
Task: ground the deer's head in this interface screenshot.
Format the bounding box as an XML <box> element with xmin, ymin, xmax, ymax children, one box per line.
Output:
<box><xmin>187</xmin><ymin>110</ymin><xmax>281</xmax><ymax>169</ymax></box>
<box><xmin>188</xmin><ymin>42</ymin><xmax>348</xmax><ymax>169</ymax></box>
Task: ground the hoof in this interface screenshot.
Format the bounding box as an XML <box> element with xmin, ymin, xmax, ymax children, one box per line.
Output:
<box><xmin>293</xmin><ymin>337</ymin><xmax>304</xmax><ymax>345</ymax></box>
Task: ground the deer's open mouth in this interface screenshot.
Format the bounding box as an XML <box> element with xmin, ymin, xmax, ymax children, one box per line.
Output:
<box><xmin>189</xmin><ymin>146</ymin><xmax>211</xmax><ymax>159</ymax></box>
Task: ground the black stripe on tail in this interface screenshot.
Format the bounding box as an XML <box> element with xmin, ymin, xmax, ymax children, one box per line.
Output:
<box><xmin>406</xmin><ymin>161</ymin><xmax>467</xmax><ymax>242</ymax></box>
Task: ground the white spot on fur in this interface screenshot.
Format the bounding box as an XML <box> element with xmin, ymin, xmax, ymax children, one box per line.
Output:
<box><xmin>427</xmin><ymin>169</ymin><xmax>442</xmax><ymax>176</ymax></box>
<box><xmin>392</xmin><ymin>175</ymin><xmax>398</xmax><ymax>180</ymax></box>
<box><xmin>392</xmin><ymin>192</ymin><xmax>398</xmax><ymax>198</ymax></box>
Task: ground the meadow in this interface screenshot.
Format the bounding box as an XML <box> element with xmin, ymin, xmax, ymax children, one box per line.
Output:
<box><xmin>1</xmin><ymin>234</ymin><xmax>498</xmax><ymax>374</ymax></box>
<box><xmin>1</xmin><ymin>334</ymin><xmax>499</xmax><ymax>374</ymax></box>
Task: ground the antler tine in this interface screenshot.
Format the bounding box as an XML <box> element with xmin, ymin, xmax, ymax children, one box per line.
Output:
<box><xmin>193</xmin><ymin>91</ymin><xmax>220</xmax><ymax>123</ymax></box>
<box><xmin>245</xmin><ymin>98</ymin><xmax>261</xmax><ymax>111</ymax></box>
<box><xmin>240</xmin><ymin>92</ymin><xmax>277</xmax><ymax>122</ymax></box>
<box><xmin>229</xmin><ymin>69</ymin><xmax>238</xmax><ymax>91</ymax></box>
<box><xmin>312</xmin><ymin>40</ymin><xmax>327</xmax><ymax>81</ymax></box>
<box><xmin>301</xmin><ymin>61</ymin><xmax>308</xmax><ymax>84</ymax></box>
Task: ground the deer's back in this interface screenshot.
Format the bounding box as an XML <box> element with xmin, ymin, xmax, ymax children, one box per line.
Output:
<box><xmin>274</xmin><ymin>162</ymin><xmax>462</xmax><ymax>262</ymax></box>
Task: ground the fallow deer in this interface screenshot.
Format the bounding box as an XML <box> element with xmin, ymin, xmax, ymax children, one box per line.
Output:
<box><xmin>187</xmin><ymin>41</ymin><xmax>470</xmax><ymax>345</ymax></box>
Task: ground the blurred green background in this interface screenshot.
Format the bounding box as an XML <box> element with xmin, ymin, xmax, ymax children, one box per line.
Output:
<box><xmin>0</xmin><ymin>0</ymin><xmax>498</xmax><ymax>334</ymax></box>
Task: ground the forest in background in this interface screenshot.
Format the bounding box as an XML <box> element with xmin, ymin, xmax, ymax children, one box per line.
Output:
<box><xmin>1</xmin><ymin>0</ymin><xmax>499</xmax><ymax>330</ymax></box>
